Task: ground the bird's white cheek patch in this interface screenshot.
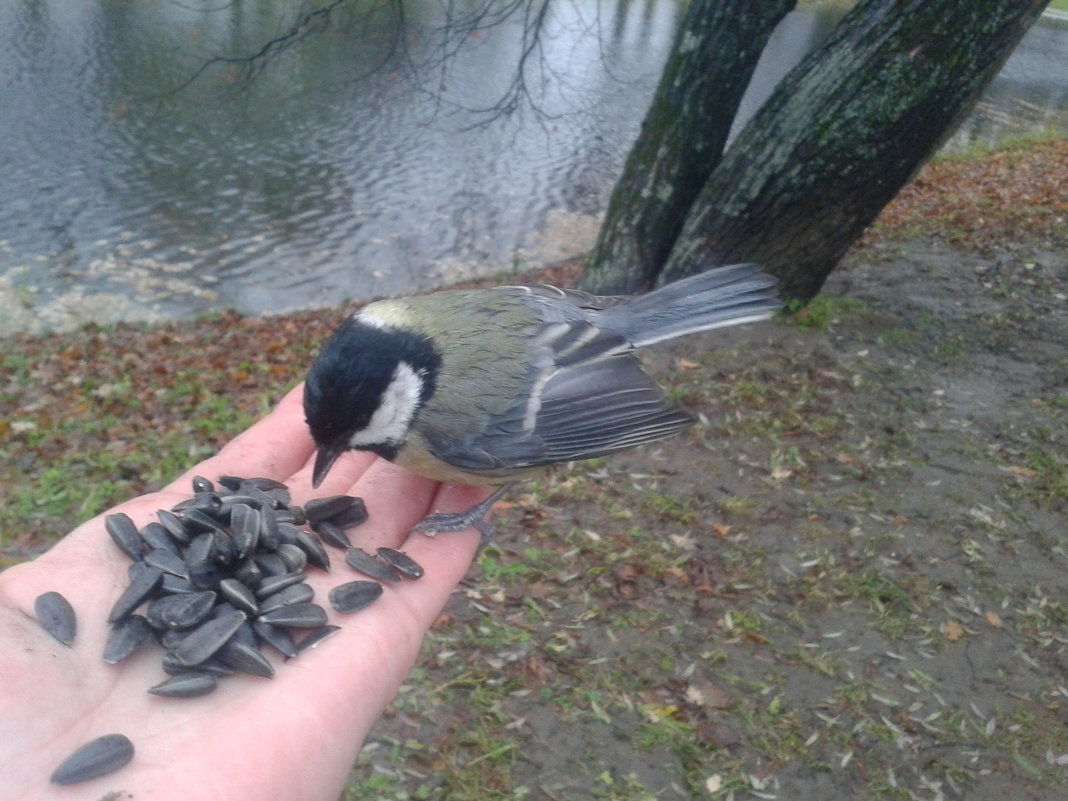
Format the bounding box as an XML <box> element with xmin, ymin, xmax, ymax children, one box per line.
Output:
<box><xmin>348</xmin><ymin>361</ymin><xmax>423</xmax><ymax>448</ymax></box>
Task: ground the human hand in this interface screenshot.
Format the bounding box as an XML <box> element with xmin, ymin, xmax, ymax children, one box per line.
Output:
<box><xmin>0</xmin><ymin>384</ymin><xmax>488</xmax><ymax>799</ymax></box>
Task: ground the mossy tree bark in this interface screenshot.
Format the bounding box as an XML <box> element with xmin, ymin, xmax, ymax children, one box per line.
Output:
<box><xmin>583</xmin><ymin>0</ymin><xmax>797</xmax><ymax>293</ymax></box>
<box><xmin>581</xmin><ymin>0</ymin><xmax>1049</xmax><ymax>301</ymax></box>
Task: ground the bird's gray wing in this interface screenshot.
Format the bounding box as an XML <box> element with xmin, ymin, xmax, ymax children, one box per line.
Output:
<box><xmin>425</xmin><ymin>321</ymin><xmax>693</xmax><ymax>472</ymax></box>
<box><xmin>515</xmin><ymin>284</ymin><xmax>631</xmax><ymax>312</ymax></box>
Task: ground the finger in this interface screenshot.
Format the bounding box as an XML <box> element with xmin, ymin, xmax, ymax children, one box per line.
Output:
<box><xmin>289</xmin><ymin>447</ymin><xmax>377</xmax><ymax>498</ymax></box>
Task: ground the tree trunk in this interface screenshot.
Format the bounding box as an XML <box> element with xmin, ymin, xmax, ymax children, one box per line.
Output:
<box><xmin>656</xmin><ymin>0</ymin><xmax>1049</xmax><ymax>301</ymax></box>
<box><xmin>582</xmin><ymin>0</ymin><xmax>797</xmax><ymax>294</ymax></box>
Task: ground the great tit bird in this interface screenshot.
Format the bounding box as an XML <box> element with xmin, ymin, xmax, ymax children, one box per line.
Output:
<box><xmin>304</xmin><ymin>263</ymin><xmax>779</xmax><ymax>540</ymax></box>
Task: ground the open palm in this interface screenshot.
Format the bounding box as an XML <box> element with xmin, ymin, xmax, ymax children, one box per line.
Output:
<box><xmin>0</xmin><ymin>385</ymin><xmax>487</xmax><ymax>800</ymax></box>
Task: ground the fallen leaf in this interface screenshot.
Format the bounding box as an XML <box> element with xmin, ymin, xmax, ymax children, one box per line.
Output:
<box><xmin>1002</xmin><ymin>464</ymin><xmax>1037</xmax><ymax>478</ymax></box>
<box><xmin>944</xmin><ymin>620</ymin><xmax>965</xmax><ymax>641</ymax></box>
<box><xmin>985</xmin><ymin>611</ymin><xmax>1002</xmax><ymax>628</ymax></box>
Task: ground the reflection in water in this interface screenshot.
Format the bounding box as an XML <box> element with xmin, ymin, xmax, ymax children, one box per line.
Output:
<box><xmin>0</xmin><ymin>2</ymin><xmax>1064</xmax><ymax>334</ymax></box>
<box><xmin>1</xmin><ymin>0</ymin><xmax>681</xmax><ymax>332</ymax></box>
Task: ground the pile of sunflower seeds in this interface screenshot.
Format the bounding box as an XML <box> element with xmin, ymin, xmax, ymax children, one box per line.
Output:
<box><xmin>36</xmin><ymin>474</ymin><xmax>425</xmax><ymax>786</ymax></box>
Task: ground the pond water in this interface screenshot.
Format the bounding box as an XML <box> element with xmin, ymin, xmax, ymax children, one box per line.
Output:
<box><xmin>1</xmin><ymin>2</ymin><xmax>1065</xmax><ymax>335</ymax></box>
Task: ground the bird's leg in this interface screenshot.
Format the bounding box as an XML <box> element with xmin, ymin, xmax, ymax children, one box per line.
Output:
<box><xmin>411</xmin><ymin>484</ymin><xmax>513</xmax><ymax>547</ymax></box>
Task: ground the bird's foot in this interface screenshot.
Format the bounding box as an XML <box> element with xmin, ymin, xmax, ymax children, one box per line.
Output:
<box><xmin>410</xmin><ymin>485</ymin><xmax>511</xmax><ymax>548</ymax></box>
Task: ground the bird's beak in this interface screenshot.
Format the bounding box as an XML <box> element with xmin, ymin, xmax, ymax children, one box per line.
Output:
<box><xmin>311</xmin><ymin>440</ymin><xmax>348</xmax><ymax>489</ymax></box>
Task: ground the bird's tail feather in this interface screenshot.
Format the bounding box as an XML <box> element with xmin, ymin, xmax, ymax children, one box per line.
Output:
<box><xmin>599</xmin><ymin>263</ymin><xmax>780</xmax><ymax>348</ymax></box>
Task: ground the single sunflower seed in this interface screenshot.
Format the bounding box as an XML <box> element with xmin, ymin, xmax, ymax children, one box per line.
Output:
<box><xmin>173</xmin><ymin>608</ymin><xmax>247</xmax><ymax>666</ymax></box>
<box><xmin>254</xmin><ymin>572</ymin><xmax>307</xmax><ymax>599</ymax></box>
<box><xmin>253</xmin><ymin>620</ymin><xmax>299</xmax><ymax>658</ymax></box>
<box><xmin>103</xmin><ymin>615</ymin><xmax>152</xmax><ymax>664</ymax></box>
<box><xmin>217</xmin><ymin>638</ymin><xmax>275</xmax><ymax>678</ymax></box>
<box><xmin>50</xmin><ymin>733</ymin><xmax>135</xmax><ymax>786</ymax></box>
<box><xmin>345</xmin><ymin>548</ymin><xmax>401</xmax><ymax>583</ymax></box>
<box><xmin>294</xmin><ymin>625</ymin><xmax>341</xmax><ymax>655</ymax></box>
<box><xmin>105</xmin><ymin>513</ymin><xmax>143</xmax><ymax>561</ymax></box>
<box><xmin>218</xmin><ymin>578</ymin><xmax>259</xmax><ymax>615</ymax></box>
<box><xmin>258</xmin><ymin>602</ymin><xmax>328</xmax><ymax>628</ymax></box>
<box><xmin>325</xmin><ymin>499</ymin><xmax>369</xmax><ymax>531</ymax></box>
<box><xmin>145</xmin><ymin>590</ymin><xmax>216</xmax><ymax>630</ymax></box>
<box><xmin>329</xmin><ymin>580</ymin><xmax>384</xmax><ymax>613</ymax></box>
<box><xmin>304</xmin><ymin>495</ymin><xmax>360</xmax><ymax>524</ymax></box>
<box><xmin>148</xmin><ymin>672</ymin><xmax>218</xmax><ymax>698</ymax></box>
<box><xmin>139</xmin><ymin>522</ymin><xmax>180</xmax><ymax>554</ymax></box>
<box><xmin>191</xmin><ymin>475</ymin><xmax>215</xmax><ymax>494</ymax></box>
<box><xmin>34</xmin><ymin>591</ymin><xmax>77</xmax><ymax>646</ymax></box>
<box><xmin>376</xmin><ymin>547</ymin><xmax>425</xmax><ymax>580</ymax></box>
<box><xmin>107</xmin><ymin>563</ymin><xmax>164</xmax><ymax>624</ymax></box>
<box><xmin>312</xmin><ymin>519</ymin><xmax>351</xmax><ymax>549</ymax></box>
<box><xmin>294</xmin><ymin>529</ymin><xmax>331</xmax><ymax>571</ymax></box>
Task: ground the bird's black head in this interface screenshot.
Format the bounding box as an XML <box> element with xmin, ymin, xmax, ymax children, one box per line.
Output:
<box><xmin>303</xmin><ymin>315</ymin><xmax>440</xmax><ymax>486</ymax></box>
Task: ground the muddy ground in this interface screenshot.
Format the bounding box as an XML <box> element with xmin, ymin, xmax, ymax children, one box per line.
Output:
<box><xmin>348</xmin><ymin>235</ymin><xmax>1067</xmax><ymax>800</ymax></box>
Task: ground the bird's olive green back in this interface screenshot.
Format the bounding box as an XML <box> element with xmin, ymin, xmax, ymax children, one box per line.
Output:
<box><xmin>361</xmin><ymin>288</ymin><xmax>542</xmax><ymax>440</ymax></box>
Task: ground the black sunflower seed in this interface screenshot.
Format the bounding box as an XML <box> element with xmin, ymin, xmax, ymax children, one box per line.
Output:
<box><xmin>50</xmin><ymin>733</ymin><xmax>135</xmax><ymax>786</ymax></box>
<box><xmin>171</xmin><ymin>494</ymin><xmax>222</xmax><ymax>516</ymax></box>
<box><xmin>217</xmin><ymin>638</ymin><xmax>274</xmax><ymax>678</ymax></box>
<box><xmin>139</xmin><ymin>522</ymin><xmax>179</xmax><ymax>555</ymax></box>
<box><xmin>211</xmin><ymin>530</ymin><xmax>236</xmax><ymax>566</ymax></box>
<box><xmin>174</xmin><ymin>608</ymin><xmax>247</xmax><ymax>666</ymax></box>
<box><xmin>156</xmin><ymin>509</ymin><xmax>192</xmax><ymax>545</ymax></box>
<box><xmin>294</xmin><ymin>625</ymin><xmax>341</xmax><ymax>655</ymax></box>
<box><xmin>105</xmin><ymin>513</ymin><xmax>144</xmax><ymax>561</ymax></box>
<box><xmin>257</xmin><ymin>602</ymin><xmax>328</xmax><ymax>628</ymax></box>
<box><xmin>103</xmin><ymin>615</ymin><xmax>152</xmax><ymax>664</ymax></box>
<box><xmin>254</xmin><ymin>572</ymin><xmax>307</xmax><ymax>599</ymax></box>
<box><xmin>183</xmin><ymin>531</ymin><xmax>215</xmax><ymax>571</ymax></box>
<box><xmin>233</xmin><ymin>557</ymin><xmax>264</xmax><ymax>590</ymax></box>
<box><xmin>144</xmin><ymin>548</ymin><xmax>191</xmax><ymax>581</ymax></box>
<box><xmin>180</xmin><ymin>507</ymin><xmax>225</xmax><ymax>534</ymax></box>
<box><xmin>275</xmin><ymin>521</ymin><xmax>301</xmax><ymax>547</ymax></box>
<box><xmin>253</xmin><ymin>620</ymin><xmax>299</xmax><ymax>658</ymax></box>
<box><xmin>258</xmin><ymin>582</ymin><xmax>315</xmax><ymax>614</ymax></box>
<box><xmin>276</xmin><ymin>543</ymin><xmax>307</xmax><ymax>573</ymax></box>
<box><xmin>161</xmin><ymin>651</ymin><xmax>234</xmax><ymax>677</ymax></box>
<box><xmin>325</xmin><ymin>498</ymin><xmax>369</xmax><ymax>531</ymax></box>
<box><xmin>376</xmin><ymin>547</ymin><xmax>425</xmax><ymax>579</ymax></box>
<box><xmin>191</xmin><ymin>475</ymin><xmax>215</xmax><ymax>494</ymax></box>
<box><xmin>145</xmin><ymin>590</ymin><xmax>216</xmax><ymax>630</ymax></box>
<box><xmin>344</xmin><ymin>548</ymin><xmax>401</xmax><ymax>583</ymax></box>
<box><xmin>218</xmin><ymin>493</ymin><xmax>264</xmax><ymax>515</ymax></box>
<box><xmin>159</xmin><ymin>574</ymin><xmax>198</xmax><ymax>595</ymax></box>
<box><xmin>239</xmin><ymin>476</ymin><xmax>288</xmax><ymax>493</ymax></box>
<box><xmin>274</xmin><ymin>506</ymin><xmax>306</xmax><ymax>526</ymax></box>
<box><xmin>254</xmin><ymin>553</ymin><xmax>288</xmax><ymax>577</ymax></box>
<box><xmin>108</xmin><ymin>563</ymin><xmax>164</xmax><ymax>624</ymax></box>
<box><xmin>219</xmin><ymin>578</ymin><xmax>259</xmax><ymax>615</ymax></box>
<box><xmin>311</xmin><ymin>519</ymin><xmax>351</xmax><ymax>549</ymax></box>
<box><xmin>295</xmin><ymin>529</ymin><xmax>331</xmax><ymax>571</ymax></box>
<box><xmin>304</xmin><ymin>495</ymin><xmax>360</xmax><ymax>524</ymax></box>
<box><xmin>329</xmin><ymin>580</ymin><xmax>384</xmax><ymax>613</ymax></box>
<box><xmin>217</xmin><ymin>475</ymin><xmax>243</xmax><ymax>491</ymax></box>
<box><xmin>259</xmin><ymin>505</ymin><xmax>281</xmax><ymax>550</ymax></box>
<box><xmin>149</xmin><ymin>672</ymin><xmax>218</xmax><ymax>698</ymax></box>
<box><xmin>34</xmin><ymin>591</ymin><xmax>77</xmax><ymax>646</ymax></box>
<box><xmin>229</xmin><ymin>504</ymin><xmax>260</xmax><ymax>559</ymax></box>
